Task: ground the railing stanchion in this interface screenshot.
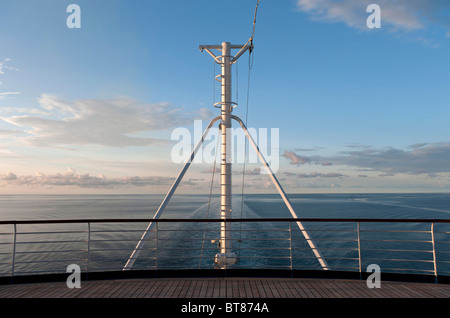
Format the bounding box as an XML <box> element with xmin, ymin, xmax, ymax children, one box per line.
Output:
<box><xmin>289</xmin><ymin>221</ymin><xmax>293</xmax><ymax>272</ymax></box>
<box><xmin>11</xmin><ymin>223</ymin><xmax>17</xmax><ymax>281</ymax></box>
<box><xmin>431</xmin><ymin>222</ymin><xmax>438</xmax><ymax>283</ymax></box>
<box><xmin>156</xmin><ymin>222</ymin><xmax>159</xmax><ymax>270</ymax></box>
<box><xmin>357</xmin><ymin>221</ymin><xmax>362</xmax><ymax>280</ymax></box>
<box><xmin>87</xmin><ymin>222</ymin><xmax>91</xmax><ymax>275</ymax></box>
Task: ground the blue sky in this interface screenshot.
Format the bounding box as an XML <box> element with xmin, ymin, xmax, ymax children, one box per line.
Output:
<box><xmin>1</xmin><ymin>0</ymin><xmax>450</xmax><ymax>194</ymax></box>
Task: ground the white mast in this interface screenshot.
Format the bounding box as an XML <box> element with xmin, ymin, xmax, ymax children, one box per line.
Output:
<box><xmin>199</xmin><ymin>42</ymin><xmax>251</xmax><ymax>267</ymax></box>
<box><xmin>124</xmin><ymin>0</ymin><xmax>329</xmax><ymax>270</ymax></box>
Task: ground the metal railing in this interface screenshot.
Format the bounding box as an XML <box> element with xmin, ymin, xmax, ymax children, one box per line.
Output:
<box><xmin>0</xmin><ymin>218</ymin><xmax>449</xmax><ymax>279</ymax></box>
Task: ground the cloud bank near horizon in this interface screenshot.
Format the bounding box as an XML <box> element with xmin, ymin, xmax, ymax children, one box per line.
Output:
<box><xmin>0</xmin><ymin>168</ymin><xmax>177</xmax><ymax>189</ymax></box>
<box><xmin>283</xmin><ymin>142</ymin><xmax>450</xmax><ymax>177</ymax></box>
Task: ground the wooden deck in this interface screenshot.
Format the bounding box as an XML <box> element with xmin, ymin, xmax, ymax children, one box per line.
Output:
<box><xmin>0</xmin><ymin>277</ymin><xmax>449</xmax><ymax>299</ymax></box>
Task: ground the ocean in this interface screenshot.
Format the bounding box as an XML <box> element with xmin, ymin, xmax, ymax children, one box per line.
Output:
<box><xmin>0</xmin><ymin>193</ymin><xmax>449</xmax><ymax>277</ymax></box>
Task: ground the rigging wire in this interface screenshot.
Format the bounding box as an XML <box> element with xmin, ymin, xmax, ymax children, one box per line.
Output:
<box><xmin>213</xmin><ymin>58</ymin><xmax>216</xmax><ymax>107</ymax></box>
<box><xmin>198</xmin><ymin>113</ymin><xmax>221</xmax><ymax>268</ymax></box>
<box><xmin>236</xmin><ymin>59</ymin><xmax>238</xmax><ymax>108</ymax></box>
<box><xmin>238</xmin><ymin>0</ymin><xmax>260</xmax><ymax>258</ymax></box>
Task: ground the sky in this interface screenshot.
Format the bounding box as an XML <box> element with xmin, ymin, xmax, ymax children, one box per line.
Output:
<box><xmin>0</xmin><ymin>0</ymin><xmax>449</xmax><ymax>194</ymax></box>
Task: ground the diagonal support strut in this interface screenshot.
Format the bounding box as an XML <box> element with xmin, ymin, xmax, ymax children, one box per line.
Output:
<box><xmin>231</xmin><ymin>115</ymin><xmax>329</xmax><ymax>270</ymax></box>
<box><xmin>123</xmin><ymin>115</ymin><xmax>329</xmax><ymax>271</ymax></box>
<box><xmin>123</xmin><ymin>116</ymin><xmax>221</xmax><ymax>270</ymax></box>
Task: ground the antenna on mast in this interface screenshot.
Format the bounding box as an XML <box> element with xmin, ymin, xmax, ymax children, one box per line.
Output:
<box><xmin>249</xmin><ymin>0</ymin><xmax>260</xmax><ymax>53</ymax></box>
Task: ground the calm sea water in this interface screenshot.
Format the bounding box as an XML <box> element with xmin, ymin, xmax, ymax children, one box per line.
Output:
<box><xmin>0</xmin><ymin>193</ymin><xmax>449</xmax><ymax>276</ymax></box>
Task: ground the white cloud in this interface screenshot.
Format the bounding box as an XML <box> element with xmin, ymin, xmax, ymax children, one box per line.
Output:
<box><xmin>4</xmin><ymin>94</ymin><xmax>213</xmax><ymax>148</ymax></box>
<box><xmin>0</xmin><ymin>92</ymin><xmax>20</xmax><ymax>100</ymax></box>
<box><xmin>0</xmin><ymin>58</ymin><xmax>20</xmax><ymax>99</ymax></box>
<box><xmin>296</xmin><ymin>0</ymin><xmax>450</xmax><ymax>32</ymax></box>
<box><xmin>282</xmin><ymin>150</ymin><xmax>310</xmax><ymax>165</ymax></box>
<box><xmin>0</xmin><ymin>129</ymin><xmax>22</xmax><ymax>136</ymax></box>
<box><xmin>0</xmin><ymin>58</ymin><xmax>19</xmax><ymax>75</ymax></box>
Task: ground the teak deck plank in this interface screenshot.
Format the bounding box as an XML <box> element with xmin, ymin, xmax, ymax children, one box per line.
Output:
<box><xmin>0</xmin><ymin>277</ymin><xmax>449</xmax><ymax>298</ymax></box>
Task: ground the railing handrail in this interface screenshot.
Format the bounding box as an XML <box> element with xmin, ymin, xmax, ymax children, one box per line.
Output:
<box><xmin>1</xmin><ymin>217</ymin><xmax>449</xmax><ymax>280</ymax></box>
<box><xmin>1</xmin><ymin>217</ymin><xmax>450</xmax><ymax>225</ymax></box>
